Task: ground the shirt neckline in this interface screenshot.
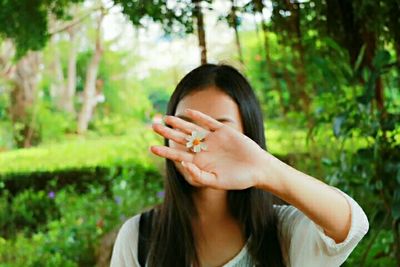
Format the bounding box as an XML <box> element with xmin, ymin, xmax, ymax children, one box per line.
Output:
<box><xmin>188</xmin><ymin>235</ymin><xmax>252</xmax><ymax>267</ymax></box>
<box><xmin>221</xmin><ymin>235</ymin><xmax>252</xmax><ymax>267</ymax></box>
<box><xmin>222</xmin><ymin>243</ymin><xmax>249</xmax><ymax>266</ymax></box>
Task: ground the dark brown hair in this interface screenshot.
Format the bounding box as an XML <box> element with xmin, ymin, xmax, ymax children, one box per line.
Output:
<box><xmin>146</xmin><ymin>64</ymin><xmax>285</xmax><ymax>267</ymax></box>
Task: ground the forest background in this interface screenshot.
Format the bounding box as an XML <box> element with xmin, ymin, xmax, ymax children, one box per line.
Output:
<box><xmin>0</xmin><ymin>0</ymin><xmax>399</xmax><ymax>266</ymax></box>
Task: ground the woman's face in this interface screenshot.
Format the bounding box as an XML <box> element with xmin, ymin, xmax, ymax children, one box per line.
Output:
<box><xmin>170</xmin><ymin>86</ymin><xmax>244</xmax><ymax>176</ymax></box>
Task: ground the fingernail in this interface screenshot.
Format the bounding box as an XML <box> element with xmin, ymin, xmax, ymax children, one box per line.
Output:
<box><xmin>181</xmin><ymin>161</ymin><xmax>186</xmax><ymax>167</ymax></box>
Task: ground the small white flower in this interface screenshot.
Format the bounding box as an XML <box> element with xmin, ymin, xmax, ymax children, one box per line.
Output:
<box><xmin>185</xmin><ymin>130</ymin><xmax>208</xmax><ymax>153</ymax></box>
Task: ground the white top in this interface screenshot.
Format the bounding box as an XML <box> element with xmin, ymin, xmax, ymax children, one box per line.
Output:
<box><xmin>110</xmin><ymin>187</ymin><xmax>369</xmax><ymax>267</ymax></box>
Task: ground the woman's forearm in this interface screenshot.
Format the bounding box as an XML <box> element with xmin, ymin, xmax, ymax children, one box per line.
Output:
<box><xmin>255</xmin><ymin>152</ymin><xmax>352</xmax><ymax>243</ymax></box>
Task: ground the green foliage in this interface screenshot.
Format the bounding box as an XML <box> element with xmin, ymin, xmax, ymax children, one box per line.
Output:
<box><xmin>312</xmin><ymin>48</ymin><xmax>400</xmax><ymax>264</ymax></box>
<box><xmin>0</xmin><ymin>0</ymin><xmax>399</xmax><ymax>265</ymax></box>
<box><xmin>74</xmin><ymin>48</ymin><xmax>153</xmax><ymax>134</ymax></box>
<box><xmin>344</xmin><ymin>229</ymin><xmax>396</xmax><ymax>267</ymax></box>
<box><xmin>0</xmin><ymin>120</ymin><xmax>13</xmax><ymax>150</ymax></box>
<box><xmin>0</xmin><ymin>160</ymin><xmax>163</xmax><ymax>266</ymax></box>
<box><xmin>0</xmin><ymin>191</ymin><xmax>12</xmax><ymax>236</ymax></box>
<box><xmin>91</xmin><ymin>115</ymin><xmax>135</xmax><ymax>136</ymax></box>
<box><xmin>0</xmin><ymin>233</ymin><xmax>78</xmax><ymax>267</ymax></box>
<box><xmin>96</xmin><ymin>50</ymin><xmax>153</xmax><ymax>121</ymax></box>
<box><xmin>0</xmin><ymin>122</ymin><xmax>157</xmax><ymax>176</ymax></box>
<box><xmin>0</xmin><ymin>0</ymin><xmax>83</xmax><ymax>58</ymax></box>
<box><xmin>138</xmin><ymin>67</ymin><xmax>181</xmax><ymax>115</ymax></box>
<box><xmin>0</xmin><ymin>118</ymin><xmax>315</xmax><ymax>181</ymax></box>
<box><xmin>36</xmin><ymin>103</ymin><xmax>77</xmax><ymax>143</ymax></box>
<box><xmin>10</xmin><ymin>189</ymin><xmax>59</xmax><ymax>236</ymax></box>
<box><xmin>241</xmin><ymin>5</ymin><xmax>400</xmax><ymax>261</ymax></box>
<box><xmin>114</xmin><ymin>0</ymin><xmax>196</xmax><ymax>36</ymax></box>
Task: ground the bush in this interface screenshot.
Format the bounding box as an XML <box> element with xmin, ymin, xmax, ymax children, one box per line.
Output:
<box><xmin>11</xmin><ymin>189</ymin><xmax>59</xmax><ymax>236</ymax></box>
<box><xmin>0</xmin><ymin>161</ymin><xmax>163</xmax><ymax>266</ymax></box>
<box><xmin>0</xmin><ymin>233</ymin><xmax>77</xmax><ymax>267</ymax></box>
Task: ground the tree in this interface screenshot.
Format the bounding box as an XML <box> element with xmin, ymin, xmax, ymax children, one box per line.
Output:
<box><xmin>50</xmin><ymin>24</ymin><xmax>78</xmax><ymax>115</ymax></box>
<box><xmin>0</xmin><ymin>0</ymin><xmax>84</xmax><ymax>58</ymax></box>
<box><xmin>193</xmin><ymin>0</ymin><xmax>208</xmax><ymax>64</ymax></box>
<box><xmin>223</xmin><ymin>0</ymin><xmax>244</xmax><ymax>64</ymax></box>
<box><xmin>77</xmin><ymin>8</ymin><xmax>106</xmax><ymax>134</ymax></box>
<box><xmin>251</xmin><ymin>0</ymin><xmax>271</xmax><ymax>63</ymax></box>
<box><xmin>116</xmin><ymin>0</ymin><xmax>211</xmax><ymax>65</ymax></box>
<box><xmin>63</xmin><ymin>25</ymin><xmax>78</xmax><ymax>114</ymax></box>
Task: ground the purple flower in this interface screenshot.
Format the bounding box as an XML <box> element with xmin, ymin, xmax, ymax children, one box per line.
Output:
<box><xmin>157</xmin><ymin>191</ymin><xmax>165</xmax><ymax>199</ymax></box>
<box><xmin>114</xmin><ymin>196</ymin><xmax>122</xmax><ymax>205</ymax></box>
<box><xmin>48</xmin><ymin>191</ymin><xmax>55</xmax><ymax>199</ymax></box>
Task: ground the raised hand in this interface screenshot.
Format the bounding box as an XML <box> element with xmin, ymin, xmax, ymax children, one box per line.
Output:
<box><xmin>150</xmin><ymin>108</ymin><xmax>269</xmax><ymax>190</ymax></box>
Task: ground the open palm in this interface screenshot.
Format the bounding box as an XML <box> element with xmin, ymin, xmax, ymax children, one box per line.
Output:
<box><xmin>150</xmin><ymin>109</ymin><xmax>268</xmax><ymax>190</ymax></box>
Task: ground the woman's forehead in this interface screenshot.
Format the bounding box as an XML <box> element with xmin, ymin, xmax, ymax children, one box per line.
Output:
<box><xmin>174</xmin><ymin>87</ymin><xmax>243</xmax><ymax>132</ymax></box>
<box><xmin>175</xmin><ymin>87</ymin><xmax>238</xmax><ymax>115</ymax></box>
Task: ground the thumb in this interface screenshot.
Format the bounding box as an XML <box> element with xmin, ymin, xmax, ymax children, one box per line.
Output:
<box><xmin>181</xmin><ymin>161</ymin><xmax>217</xmax><ymax>188</ymax></box>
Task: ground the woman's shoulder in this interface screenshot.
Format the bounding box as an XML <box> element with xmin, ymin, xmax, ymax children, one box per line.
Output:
<box><xmin>113</xmin><ymin>213</ymin><xmax>141</xmax><ymax>249</ymax></box>
<box><xmin>119</xmin><ymin>213</ymin><xmax>141</xmax><ymax>238</ymax></box>
<box><xmin>113</xmin><ymin>208</ymin><xmax>157</xmax><ymax>250</ymax></box>
<box><xmin>110</xmin><ymin>213</ymin><xmax>142</xmax><ymax>267</ymax></box>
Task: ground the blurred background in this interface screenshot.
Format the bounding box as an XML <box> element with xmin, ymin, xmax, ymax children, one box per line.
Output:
<box><xmin>0</xmin><ymin>0</ymin><xmax>399</xmax><ymax>266</ymax></box>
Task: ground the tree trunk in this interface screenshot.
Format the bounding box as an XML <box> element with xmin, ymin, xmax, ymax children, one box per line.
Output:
<box><xmin>362</xmin><ymin>29</ymin><xmax>386</xmax><ymax>114</ymax></box>
<box><xmin>63</xmin><ymin>26</ymin><xmax>77</xmax><ymax>115</ymax></box>
<box><xmin>253</xmin><ymin>0</ymin><xmax>289</xmax><ymax>115</ymax></box>
<box><xmin>230</xmin><ymin>0</ymin><xmax>244</xmax><ymax>64</ymax></box>
<box><xmin>9</xmin><ymin>52</ymin><xmax>41</xmax><ymax>147</ymax></box>
<box><xmin>50</xmin><ymin>35</ymin><xmax>66</xmax><ymax>110</ymax></box>
<box><xmin>326</xmin><ymin>0</ymin><xmax>364</xmax><ymax>67</ymax></box>
<box><xmin>53</xmin><ymin>26</ymin><xmax>77</xmax><ymax>115</ymax></box>
<box><xmin>329</xmin><ymin>0</ymin><xmax>385</xmax><ymax>114</ymax></box>
<box><xmin>252</xmin><ymin>12</ymin><xmax>264</xmax><ymax>60</ymax></box>
<box><xmin>293</xmin><ymin>3</ymin><xmax>311</xmax><ymax>117</ymax></box>
<box><xmin>283</xmin><ymin>0</ymin><xmax>311</xmax><ymax>121</ymax></box>
<box><xmin>48</xmin><ymin>12</ymin><xmax>78</xmax><ymax>116</ymax></box>
<box><xmin>253</xmin><ymin>0</ymin><xmax>270</xmax><ymax>63</ymax></box>
<box><xmin>193</xmin><ymin>0</ymin><xmax>207</xmax><ymax>65</ymax></box>
<box><xmin>77</xmin><ymin>11</ymin><xmax>104</xmax><ymax>134</ymax></box>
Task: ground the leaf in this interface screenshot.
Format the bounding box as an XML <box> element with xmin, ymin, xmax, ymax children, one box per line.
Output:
<box><xmin>323</xmin><ymin>37</ymin><xmax>343</xmax><ymax>54</ymax></box>
<box><xmin>333</xmin><ymin>115</ymin><xmax>346</xmax><ymax>137</ymax></box>
<box><xmin>322</xmin><ymin>157</ymin><xmax>332</xmax><ymax>166</ymax></box>
<box><xmin>354</xmin><ymin>44</ymin><xmax>366</xmax><ymax>72</ymax></box>
<box><xmin>373</xmin><ymin>49</ymin><xmax>391</xmax><ymax>69</ymax></box>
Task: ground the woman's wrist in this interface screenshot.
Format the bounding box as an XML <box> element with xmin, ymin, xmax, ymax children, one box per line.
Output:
<box><xmin>253</xmin><ymin>150</ymin><xmax>286</xmax><ymax>195</ymax></box>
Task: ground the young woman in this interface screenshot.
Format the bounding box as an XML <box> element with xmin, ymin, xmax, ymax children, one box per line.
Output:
<box><xmin>110</xmin><ymin>64</ymin><xmax>369</xmax><ymax>267</ymax></box>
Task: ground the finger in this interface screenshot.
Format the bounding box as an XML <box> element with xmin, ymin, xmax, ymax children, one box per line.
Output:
<box><xmin>179</xmin><ymin>162</ymin><xmax>204</xmax><ymax>187</ymax></box>
<box><xmin>150</xmin><ymin>145</ymin><xmax>194</xmax><ymax>162</ymax></box>
<box><xmin>164</xmin><ymin>115</ymin><xmax>206</xmax><ymax>135</ymax></box>
<box><xmin>185</xmin><ymin>109</ymin><xmax>224</xmax><ymax>132</ymax></box>
<box><xmin>152</xmin><ymin>123</ymin><xmax>188</xmax><ymax>145</ymax></box>
<box><xmin>181</xmin><ymin>161</ymin><xmax>218</xmax><ymax>188</ymax></box>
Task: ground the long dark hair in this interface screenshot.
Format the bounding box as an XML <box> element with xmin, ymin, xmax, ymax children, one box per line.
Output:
<box><xmin>147</xmin><ymin>64</ymin><xmax>285</xmax><ymax>267</ymax></box>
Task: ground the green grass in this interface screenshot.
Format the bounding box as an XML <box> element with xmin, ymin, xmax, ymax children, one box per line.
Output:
<box><xmin>0</xmin><ymin>119</ymin><xmax>377</xmax><ymax>177</ymax></box>
<box><xmin>266</xmin><ymin>122</ymin><xmax>308</xmax><ymax>155</ymax></box>
<box><xmin>0</xmin><ymin>124</ymin><xmax>160</xmax><ymax>176</ymax></box>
